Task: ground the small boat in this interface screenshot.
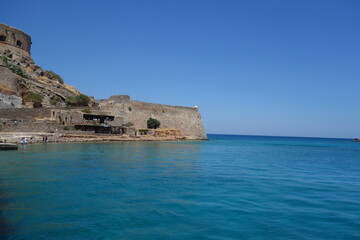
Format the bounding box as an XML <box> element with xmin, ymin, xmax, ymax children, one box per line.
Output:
<box><xmin>0</xmin><ymin>143</ymin><xmax>18</xmax><ymax>150</ymax></box>
<box><xmin>352</xmin><ymin>138</ymin><xmax>360</xmax><ymax>142</ymax></box>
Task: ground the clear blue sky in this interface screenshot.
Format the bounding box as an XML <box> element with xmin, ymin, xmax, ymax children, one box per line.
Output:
<box><xmin>2</xmin><ymin>0</ymin><xmax>360</xmax><ymax>138</ymax></box>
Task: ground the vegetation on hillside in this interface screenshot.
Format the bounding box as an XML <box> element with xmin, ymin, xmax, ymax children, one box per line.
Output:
<box><xmin>23</xmin><ymin>92</ymin><xmax>43</xmax><ymax>108</ymax></box>
<box><xmin>50</xmin><ymin>96</ymin><xmax>63</xmax><ymax>106</ymax></box>
<box><xmin>66</xmin><ymin>94</ymin><xmax>90</xmax><ymax>106</ymax></box>
<box><xmin>0</xmin><ymin>56</ymin><xmax>28</xmax><ymax>78</ymax></box>
<box><xmin>82</xmin><ymin>108</ymin><xmax>91</xmax><ymax>113</ymax></box>
<box><xmin>44</xmin><ymin>70</ymin><xmax>64</xmax><ymax>84</ymax></box>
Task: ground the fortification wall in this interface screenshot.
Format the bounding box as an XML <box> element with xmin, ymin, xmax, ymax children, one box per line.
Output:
<box><xmin>0</xmin><ymin>121</ymin><xmax>60</xmax><ymax>133</ymax></box>
<box><xmin>125</xmin><ymin>101</ymin><xmax>207</xmax><ymax>139</ymax></box>
<box><xmin>0</xmin><ymin>23</ymin><xmax>31</xmax><ymax>54</ymax></box>
<box><xmin>0</xmin><ymin>108</ymin><xmax>52</xmax><ymax>120</ymax></box>
<box><xmin>98</xmin><ymin>95</ymin><xmax>207</xmax><ymax>139</ymax></box>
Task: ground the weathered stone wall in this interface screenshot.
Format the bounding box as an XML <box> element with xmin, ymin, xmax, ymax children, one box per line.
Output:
<box><xmin>125</xmin><ymin>101</ymin><xmax>207</xmax><ymax>139</ymax></box>
<box><xmin>0</xmin><ymin>23</ymin><xmax>31</xmax><ymax>54</ymax></box>
<box><xmin>0</xmin><ymin>121</ymin><xmax>60</xmax><ymax>133</ymax></box>
<box><xmin>0</xmin><ymin>108</ymin><xmax>52</xmax><ymax>120</ymax></box>
<box><xmin>98</xmin><ymin>95</ymin><xmax>207</xmax><ymax>139</ymax></box>
<box><xmin>51</xmin><ymin>109</ymin><xmax>83</xmax><ymax>125</ymax></box>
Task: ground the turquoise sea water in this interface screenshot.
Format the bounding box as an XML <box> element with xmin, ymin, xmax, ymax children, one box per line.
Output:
<box><xmin>0</xmin><ymin>135</ymin><xmax>360</xmax><ymax>239</ymax></box>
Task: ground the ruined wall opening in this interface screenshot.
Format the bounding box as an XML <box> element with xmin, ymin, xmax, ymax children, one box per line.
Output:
<box><xmin>0</xmin><ymin>35</ymin><xmax>6</xmax><ymax>42</ymax></box>
<box><xmin>16</xmin><ymin>40</ymin><xmax>22</xmax><ymax>47</ymax></box>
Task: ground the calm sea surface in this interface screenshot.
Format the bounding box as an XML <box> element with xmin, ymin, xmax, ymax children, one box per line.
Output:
<box><xmin>0</xmin><ymin>135</ymin><xmax>359</xmax><ymax>239</ymax></box>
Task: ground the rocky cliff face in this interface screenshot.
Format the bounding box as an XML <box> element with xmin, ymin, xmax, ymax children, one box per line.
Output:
<box><xmin>0</xmin><ymin>48</ymin><xmax>87</xmax><ymax>108</ymax></box>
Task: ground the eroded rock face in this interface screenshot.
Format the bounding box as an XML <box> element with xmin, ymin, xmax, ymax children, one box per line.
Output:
<box><xmin>0</xmin><ymin>93</ymin><xmax>22</xmax><ymax>108</ymax></box>
<box><xmin>0</xmin><ymin>57</ymin><xmax>20</xmax><ymax>94</ymax></box>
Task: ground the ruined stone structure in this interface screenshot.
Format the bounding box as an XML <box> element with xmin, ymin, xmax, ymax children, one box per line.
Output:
<box><xmin>0</xmin><ymin>23</ymin><xmax>31</xmax><ymax>57</ymax></box>
<box><xmin>0</xmin><ymin>23</ymin><xmax>207</xmax><ymax>140</ymax></box>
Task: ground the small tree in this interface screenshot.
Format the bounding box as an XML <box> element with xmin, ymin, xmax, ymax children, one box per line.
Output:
<box><xmin>147</xmin><ymin>118</ymin><xmax>160</xmax><ymax>129</ymax></box>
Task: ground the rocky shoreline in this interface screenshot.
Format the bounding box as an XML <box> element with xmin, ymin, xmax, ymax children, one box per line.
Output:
<box><xmin>0</xmin><ymin>132</ymin><xmax>202</xmax><ymax>144</ymax></box>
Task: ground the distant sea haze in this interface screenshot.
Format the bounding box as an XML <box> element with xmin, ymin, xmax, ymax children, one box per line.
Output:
<box><xmin>0</xmin><ymin>135</ymin><xmax>359</xmax><ymax>239</ymax></box>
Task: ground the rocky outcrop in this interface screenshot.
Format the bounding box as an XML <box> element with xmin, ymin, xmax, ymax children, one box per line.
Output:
<box><xmin>0</xmin><ymin>93</ymin><xmax>22</xmax><ymax>108</ymax></box>
<box><xmin>0</xmin><ymin>23</ymin><xmax>89</xmax><ymax>108</ymax></box>
<box><xmin>0</xmin><ymin>48</ymin><xmax>85</xmax><ymax>108</ymax></box>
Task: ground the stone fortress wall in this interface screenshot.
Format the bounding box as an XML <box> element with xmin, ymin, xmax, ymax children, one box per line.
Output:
<box><xmin>99</xmin><ymin>95</ymin><xmax>207</xmax><ymax>139</ymax></box>
<box><xmin>0</xmin><ymin>96</ymin><xmax>207</xmax><ymax>139</ymax></box>
<box><xmin>0</xmin><ymin>121</ymin><xmax>60</xmax><ymax>133</ymax></box>
<box><xmin>0</xmin><ymin>108</ymin><xmax>52</xmax><ymax>120</ymax></box>
<box><xmin>0</xmin><ymin>23</ymin><xmax>31</xmax><ymax>56</ymax></box>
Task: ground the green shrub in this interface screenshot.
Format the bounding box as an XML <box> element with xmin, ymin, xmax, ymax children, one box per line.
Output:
<box><xmin>128</xmin><ymin>107</ymin><xmax>132</xmax><ymax>111</ymax></box>
<box><xmin>82</xmin><ymin>108</ymin><xmax>91</xmax><ymax>113</ymax></box>
<box><xmin>125</xmin><ymin>122</ymin><xmax>134</xmax><ymax>127</ymax></box>
<box><xmin>50</xmin><ymin>96</ymin><xmax>62</xmax><ymax>106</ymax></box>
<box><xmin>0</xmin><ymin>56</ymin><xmax>8</xmax><ymax>65</ymax></box>
<box><xmin>45</xmin><ymin>70</ymin><xmax>64</xmax><ymax>84</ymax></box>
<box><xmin>63</xmin><ymin>126</ymin><xmax>70</xmax><ymax>130</ymax></box>
<box><xmin>65</xmin><ymin>96</ymin><xmax>77</xmax><ymax>106</ymax></box>
<box><xmin>23</xmin><ymin>92</ymin><xmax>43</xmax><ymax>108</ymax></box>
<box><xmin>66</xmin><ymin>94</ymin><xmax>90</xmax><ymax>106</ymax></box>
<box><xmin>1</xmin><ymin>56</ymin><xmax>27</xmax><ymax>78</ymax></box>
<box><xmin>9</xmin><ymin>65</ymin><xmax>27</xmax><ymax>78</ymax></box>
<box><xmin>147</xmin><ymin>118</ymin><xmax>160</xmax><ymax>129</ymax></box>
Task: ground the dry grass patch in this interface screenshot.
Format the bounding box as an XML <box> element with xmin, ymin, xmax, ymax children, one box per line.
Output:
<box><xmin>64</xmin><ymin>84</ymin><xmax>81</xmax><ymax>95</ymax></box>
<box><xmin>0</xmin><ymin>84</ymin><xmax>16</xmax><ymax>94</ymax></box>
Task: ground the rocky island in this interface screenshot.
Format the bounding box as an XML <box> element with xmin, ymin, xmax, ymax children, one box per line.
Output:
<box><xmin>0</xmin><ymin>23</ymin><xmax>207</xmax><ymax>143</ymax></box>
